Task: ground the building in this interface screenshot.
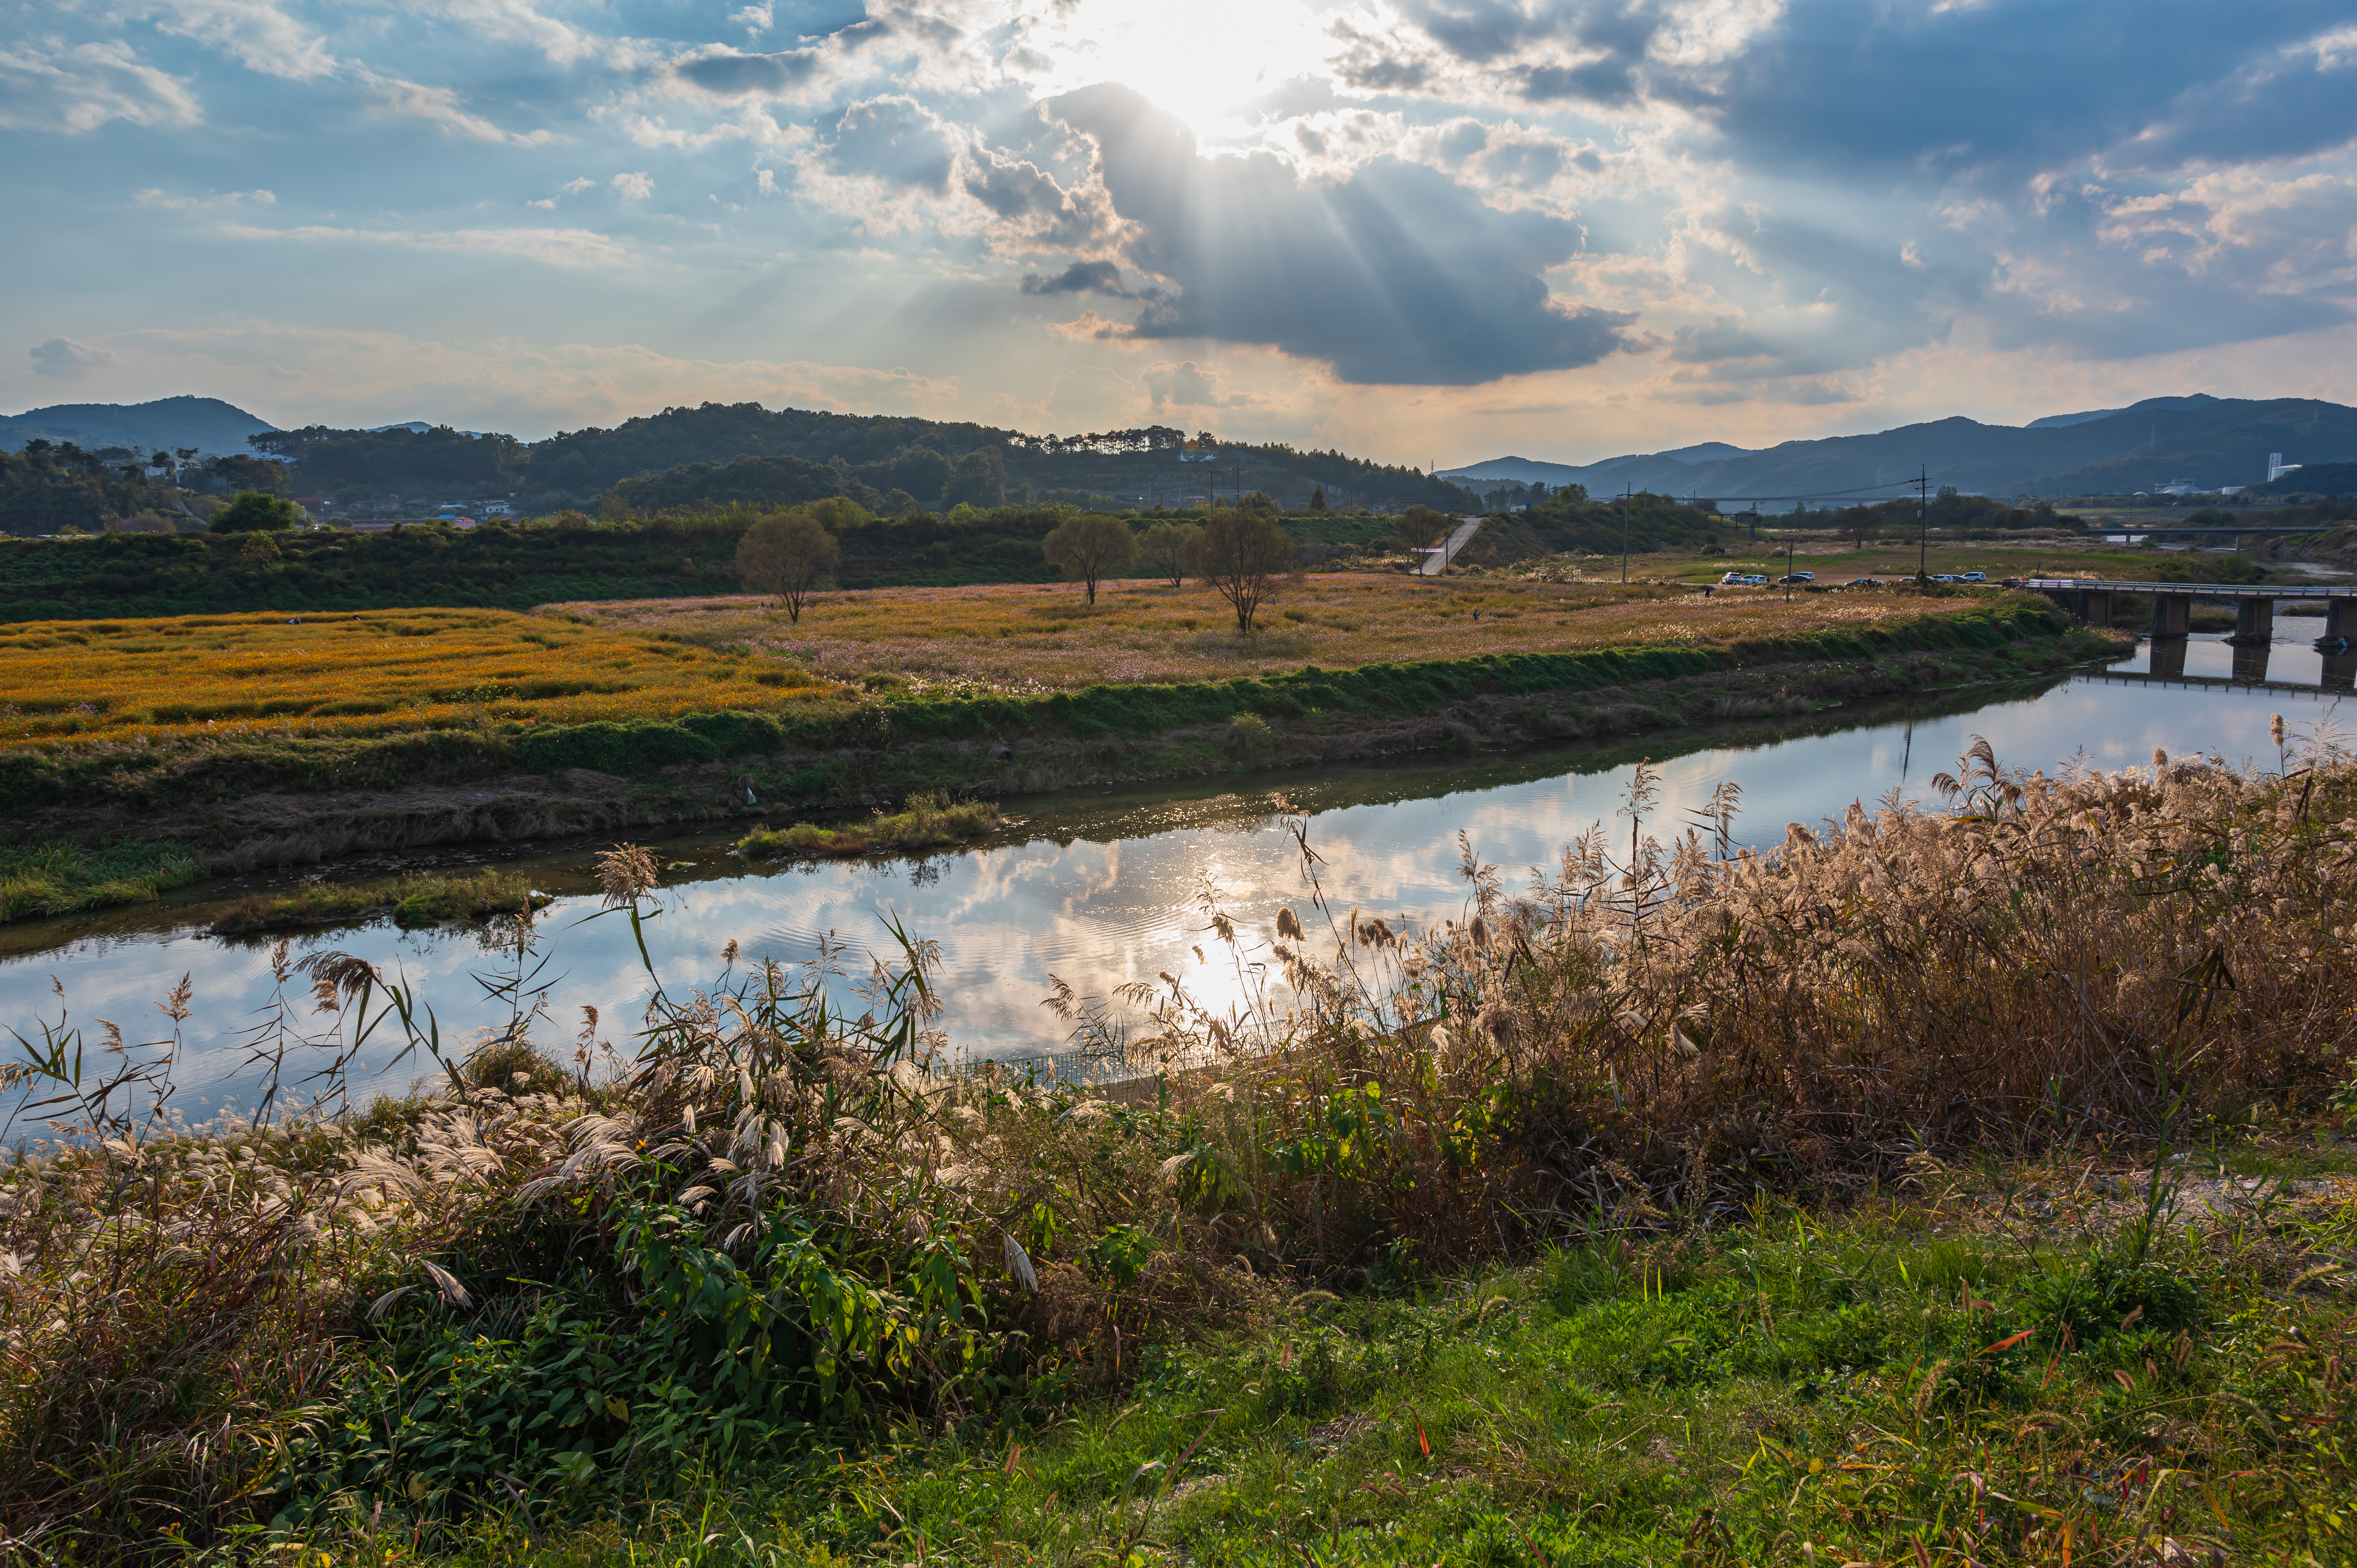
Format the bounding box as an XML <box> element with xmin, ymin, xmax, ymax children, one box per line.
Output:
<box><xmin>2269</xmin><ymin>453</ymin><xmax>2303</xmax><ymax>482</ymax></box>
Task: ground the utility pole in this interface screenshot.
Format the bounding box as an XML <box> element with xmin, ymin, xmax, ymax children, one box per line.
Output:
<box><xmin>1785</xmin><ymin>537</ymin><xmax>1794</xmax><ymax>604</ymax></box>
<box><xmin>1917</xmin><ymin>466</ymin><xmax>1929</xmax><ymax>584</ymax></box>
<box><xmin>1622</xmin><ymin>484</ymin><xmax>1631</xmax><ymax>583</ymax></box>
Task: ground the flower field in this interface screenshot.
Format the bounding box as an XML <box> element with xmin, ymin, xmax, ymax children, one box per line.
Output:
<box><xmin>0</xmin><ymin>607</ymin><xmax>839</xmax><ymax>750</ymax></box>
<box><xmin>564</xmin><ymin>574</ymin><xmax>2005</xmax><ymax>694</ymax></box>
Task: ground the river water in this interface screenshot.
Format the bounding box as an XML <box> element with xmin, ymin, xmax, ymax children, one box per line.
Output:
<box><xmin>4</xmin><ymin>627</ymin><xmax>2348</xmax><ymax>1124</ymax></box>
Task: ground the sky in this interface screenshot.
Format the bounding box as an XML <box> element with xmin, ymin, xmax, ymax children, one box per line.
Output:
<box><xmin>4</xmin><ymin>0</ymin><xmax>2357</xmax><ymax>465</ymax></box>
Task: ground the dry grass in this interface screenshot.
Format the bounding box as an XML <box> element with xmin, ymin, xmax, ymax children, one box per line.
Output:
<box><xmin>11</xmin><ymin>741</ymin><xmax>2357</xmax><ymax>1556</ymax></box>
<box><xmin>0</xmin><ymin>608</ymin><xmax>839</xmax><ymax>750</ymax></box>
<box><xmin>552</xmin><ymin>576</ymin><xmax>2000</xmax><ymax>694</ymax></box>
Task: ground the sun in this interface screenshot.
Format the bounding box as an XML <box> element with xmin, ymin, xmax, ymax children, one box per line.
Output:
<box><xmin>1018</xmin><ymin>0</ymin><xmax>1337</xmax><ymax>141</ymax></box>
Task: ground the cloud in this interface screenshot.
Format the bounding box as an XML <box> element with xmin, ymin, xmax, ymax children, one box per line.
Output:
<box><xmin>216</xmin><ymin>223</ymin><xmax>632</xmax><ymax>268</ymax></box>
<box><xmin>140</xmin><ymin>0</ymin><xmax>337</xmax><ymax>81</ymax></box>
<box><xmin>0</xmin><ymin>39</ymin><xmax>201</xmax><ymax>134</ymax></box>
<box><xmin>668</xmin><ymin>43</ymin><xmax>826</xmax><ymax>99</ymax></box>
<box><xmin>611</xmin><ymin>171</ymin><xmax>654</xmax><ymax>200</ymax></box>
<box><xmin>820</xmin><ymin>96</ymin><xmax>959</xmax><ymax>192</ymax></box>
<box><xmin>405</xmin><ymin>0</ymin><xmax>611</xmax><ymax>69</ymax></box>
<box><xmin>1141</xmin><ymin>360</ymin><xmax>1253</xmax><ymax>409</ymax></box>
<box><xmin>30</xmin><ymin>337</ymin><xmax>121</xmax><ymax>379</ymax></box>
<box><xmin>1046</xmin><ymin>85</ymin><xmax>1634</xmax><ymax>385</ymax></box>
<box><xmin>136</xmin><ymin>186</ymin><xmax>275</xmax><ymax>209</ymax></box>
<box><xmin>362</xmin><ymin>70</ymin><xmax>551</xmax><ymax>143</ymax></box>
<box><xmin>527</xmin><ymin>177</ymin><xmax>597</xmax><ymax>208</ymax></box>
<box><xmin>1021</xmin><ymin>260</ymin><xmax>1131</xmax><ymax>297</ymax></box>
<box><xmin>20</xmin><ymin>323</ymin><xmax>966</xmax><ymax>436</ymax></box>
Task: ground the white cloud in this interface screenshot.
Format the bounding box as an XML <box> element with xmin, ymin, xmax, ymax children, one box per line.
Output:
<box><xmin>0</xmin><ymin>39</ymin><xmax>201</xmax><ymax>134</ymax></box>
<box><xmin>216</xmin><ymin>222</ymin><xmax>633</xmax><ymax>268</ymax></box>
<box><xmin>30</xmin><ymin>337</ymin><xmax>122</xmax><ymax>378</ymax></box>
<box><xmin>11</xmin><ymin>323</ymin><xmax>966</xmax><ymax>435</ymax></box>
<box><xmin>731</xmin><ymin>2</ymin><xmax>773</xmax><ymax>35</ymax></box>
<box><xmin>136</xmin><ymin>186</ymin><xmax>276</xmax><ymax>208</ymax></box>
<box><xmin>140</xmin><ymin>0</ymin><xmax>337</xmax><ymax>81</ymax></box>
<box><xmin>362</xmin><ymin>70</ymin><xmax>552</xmax><ymax>144</ymax></box>
<box><xmin>405</xmin><ymin>0</ymin><xmax>615</xmax><ymax>68</ymax></box>
<box><xmin>526</xmin><ymin>176</ymin><xmax>598</xmax><ymax>208</ymax></box>
<box><xmin>610</xmin><ymin>171</ymin><xmax>654</xmax><ymax>200</ymax></box>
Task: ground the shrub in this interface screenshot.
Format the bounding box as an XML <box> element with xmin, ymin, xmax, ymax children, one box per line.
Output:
<box><xmin>208</xmin><ymin>491</ymin><xmax>304</xmax><ymax>533</ymax></box>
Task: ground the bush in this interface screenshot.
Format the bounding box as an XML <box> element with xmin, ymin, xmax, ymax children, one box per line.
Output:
<box><xmin>208</xmin><ymin>491</ymin><xmax>305</xmax><ymax>533</ymax></box>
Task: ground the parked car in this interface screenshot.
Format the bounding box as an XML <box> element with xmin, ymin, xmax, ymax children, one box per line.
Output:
<box><xmin>1959</xmin><ymin>570</ymin><xmax>1987</xmax><ymax>583</ymax></box>
<box><xmin>1719</xmin><ymin>571</ymin><xmax>1749</xmax><ymax>584</ymax></box>
<box><xmin>1774</xmin><ymin>571</ymin><xmax>1816</xmax><ymax>584</ymax></box>
<box><xmin>1845</xmin><ymin>577</ymin><xmax>1879</xmax><ymax>587</ymax></box>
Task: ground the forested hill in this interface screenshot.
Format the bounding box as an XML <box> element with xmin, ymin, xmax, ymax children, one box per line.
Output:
<box><xmin>141</xmin><ymin>401</ymin><xmax>1475</xmax><ymax>517</ymax></box>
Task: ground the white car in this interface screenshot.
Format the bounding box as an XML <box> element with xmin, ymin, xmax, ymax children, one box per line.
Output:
<box><xmin>1959</xmin><ymin>570</ymin><xmax>1987</xmax><ymax>582</ymax></box>
<box><xmin>1719</xmin><ymin>571</ymin><xmax>1749</xmax><ymax>584</ymax></box>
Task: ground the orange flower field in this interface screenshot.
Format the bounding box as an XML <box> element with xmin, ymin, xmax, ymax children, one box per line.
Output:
<box><xmin>0</xmin><ymin>608</ymin><xmax>839</xmax><ymax>750</ymax></box>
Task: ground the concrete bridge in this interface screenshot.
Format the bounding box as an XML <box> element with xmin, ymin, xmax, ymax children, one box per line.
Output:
<box><xmin>2019</xmin><ymin>577</ymin><xmax>2357</xmax><ymax>643</ymax></box>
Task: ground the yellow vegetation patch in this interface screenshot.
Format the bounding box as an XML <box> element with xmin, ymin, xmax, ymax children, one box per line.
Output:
<box><xmin>0</xmin><ymin>607</ymin><xmax>840</xmax><ymax>750</ymax></box>
<box><xmin>562</xmin><ymin>575</ymin><xmax>1997</xmax><ymax>694</ymax></box>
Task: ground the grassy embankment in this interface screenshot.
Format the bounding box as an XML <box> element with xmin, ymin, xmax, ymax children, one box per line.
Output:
<box><xmin>207</xmin><ymin>867</ymin><xmax>550</xmax><ymax>936</ymax></box>
<box><xmin>736</xmin><ymin>789</ymin><xmax>1001</xmax><ymax>859</ymax></box>
<box><xmin>0</xmin><ymin>839</ymin><xmax>201</xmax><ymax>921</ymax></box>
<box><xmin>0</xmin><ymin>587</ymin><xmax>2121</xmax><ymax>906</ymax></box>
<box><xmin>6</xmin><ymin>749</ymin><xmax>2356</xmax><ymax>1562</ymax></box>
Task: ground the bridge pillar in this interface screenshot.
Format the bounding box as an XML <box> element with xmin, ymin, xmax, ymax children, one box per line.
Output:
<box><xmin>2232</xmin><ymin>640</ymin><xmax>2272</xmax><ymax>683</ymax></box>
<box><xmin>2149</xmin><ymin>638</ymin><xmax>2187</xmax><ymax>679</ymax></box>
<box><xmin>2151</xmin><ymin>594</ymin><xmax>2191</xmax><ymax>639</ymax></box>
<box><xmin>2233</xmin><ymin>598</ymin><xmax>2274</xmax><ymax>645</ymax></box>
<box><xmin>2081</xmin><ymin>589</ymin><xmax>2114</xmax><ymax>627</ymax></box>
<box><xmin>2329</xmin><ymin>600</ymin><xmax>2357</xmax><ymax>641</ymax></box>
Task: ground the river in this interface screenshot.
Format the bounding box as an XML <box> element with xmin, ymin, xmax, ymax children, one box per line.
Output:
<box><xmin>3</xmin><ymin>626</ymin><xmax>2347</xmax><ymax>1126</ymax></box>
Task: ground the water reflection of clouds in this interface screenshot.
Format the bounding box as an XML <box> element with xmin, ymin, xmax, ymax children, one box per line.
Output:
<box><xmin>0</xmin><ymin>669</ymin><xmax>2319</xmax><ymax>1116</ymax></box>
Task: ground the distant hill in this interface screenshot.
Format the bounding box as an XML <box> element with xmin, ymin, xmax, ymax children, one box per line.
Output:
<box><xmin>2253</xmin><ymin>461</ymin><xmax>2357</xmax><ymax>499</ymax></box>
<box><xmin>2026</xmin><ymin>393</ymin><xmax>2220</xmax><ymax>430</ymax></box>
<box><xmin>0</xmin><ymin>396</ymin><xmax>278</xmax><ymax>458</ymax></box>
<box><xmin>1447</xmin><ymin>396</ymin><xmax>2357</xmax><ymax>502</ymax></box>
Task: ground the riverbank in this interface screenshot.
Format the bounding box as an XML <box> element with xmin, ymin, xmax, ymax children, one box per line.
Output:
<box><xmin>9</xmin><ymin>752</ymin><xmax>2353</xmax><ymax>1561</ymax></box>
<box><xmin>0</xmin><ymin>595</ymin><xmax>2124</xmax><ymax>906</ymax></box>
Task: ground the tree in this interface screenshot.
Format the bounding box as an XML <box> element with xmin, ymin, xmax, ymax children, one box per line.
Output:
<box><xmin>1836</xmin><ymin>505</ymin><xmax>1880</xmax><ymax>549</ymax></box>
<box><xmin>1308</xmin><ymin>485</ymin><xmax>1328</xmax><ymax>513</ymax></box>
<box><xmin>208</xmin><ymin>490</ymin><xmax>304</xmax><ymax>532</ymax></box>
<box><xmin>1041</xmin><ymin>514</ymin><xmax>1135</xmax><ymax>606</ymax></box>
<box><xmin>1392</xmin><ymin>504</ymin><xmax>1450</xmax><ymax>558</ymax></box>
<box><xmin>736</xmin><ymin>510</ymin><xmax>840</xmax><ymax>623</ymax></box>
<box><xmin>1196</xmin><ymin>508</ymin><xmax>1293</xmax><ymax>633</ymax></box>
<box><xmin>942</xmin><ymin>448</ymin><xmax>1005</xmax><ymax>509</ymax></box>
<box><xmin>1137</xmin><ymin>521</ymin><xmax>1203</xmax><ymax>586</ymax></box>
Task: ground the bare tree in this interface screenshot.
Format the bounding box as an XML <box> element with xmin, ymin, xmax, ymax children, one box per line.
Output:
<box><xmin>1196</xmin><ymin>509</ymin><xmax>1293</xmax><ymax>633</ymax></box>
<box><xmin>736</xmin><ymin>510</ymin><xmax>841</xmax><ymax>624</ymax></box>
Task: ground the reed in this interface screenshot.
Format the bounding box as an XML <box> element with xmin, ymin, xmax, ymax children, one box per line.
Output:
<box><xmin>6</xmin><ymin>735</ymin><xmax>2356</xmax><ymax>1558</ymax></box>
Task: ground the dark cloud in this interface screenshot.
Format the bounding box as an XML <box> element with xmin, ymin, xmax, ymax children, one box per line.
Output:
<box><xmin>821</xmin><ymin>96</ymin><xmax>957</xmax><ymax>192</ymax></box>
<box><xmin>1670</xmin><ymin>318</ymin><xmax>1776</xmax><ymax>365</ymax></box>
<box><xmin>1044</xmin><ymin>85</ymin><xmax>1632</xmax><ymax>386</ymax></box>
<box><xmin>669</xmin><ymin>45</ymin><xmax>823</xmax><ymax>97</ymax></box>
<box><xmin>1021</xmin><ymin>260</ymin><xmax>1130</xmax><ymax>297</ymax></box>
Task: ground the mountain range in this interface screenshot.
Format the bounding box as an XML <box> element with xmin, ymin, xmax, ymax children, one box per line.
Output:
<box><xmin>10</xmin><ymin>391</ymin><xmax>2356</xmax><ymax>503</ymax></box>
<box><xmin>1440</xmin><ymin>396</ymin><xmax>2357</xmax><ymax>501</ymax></box>
<box><xmin>0</xmin><ymin>396</ymin><xmax>279</xmax><ymax>458</ymax></box>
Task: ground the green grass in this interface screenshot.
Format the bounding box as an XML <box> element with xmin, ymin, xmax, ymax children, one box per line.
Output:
<box><xmin>345</xmin><ymin>1139</ymin><xmax>2357</xmax><ymax>1568</ymax></box>
<box><xmin>0</xmin><ymin>839</ymin><xmax>201</xmax><ymax>922</ymax></box>
<box><xmin>207</xmin><ymin>867</ymin><xmax>549</xmax><ymax>936</ymax></box>
<box><xmin>736</xmin><ymin>791</ymin><xmax>1000</xmax><ymax>859</ymax></box>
